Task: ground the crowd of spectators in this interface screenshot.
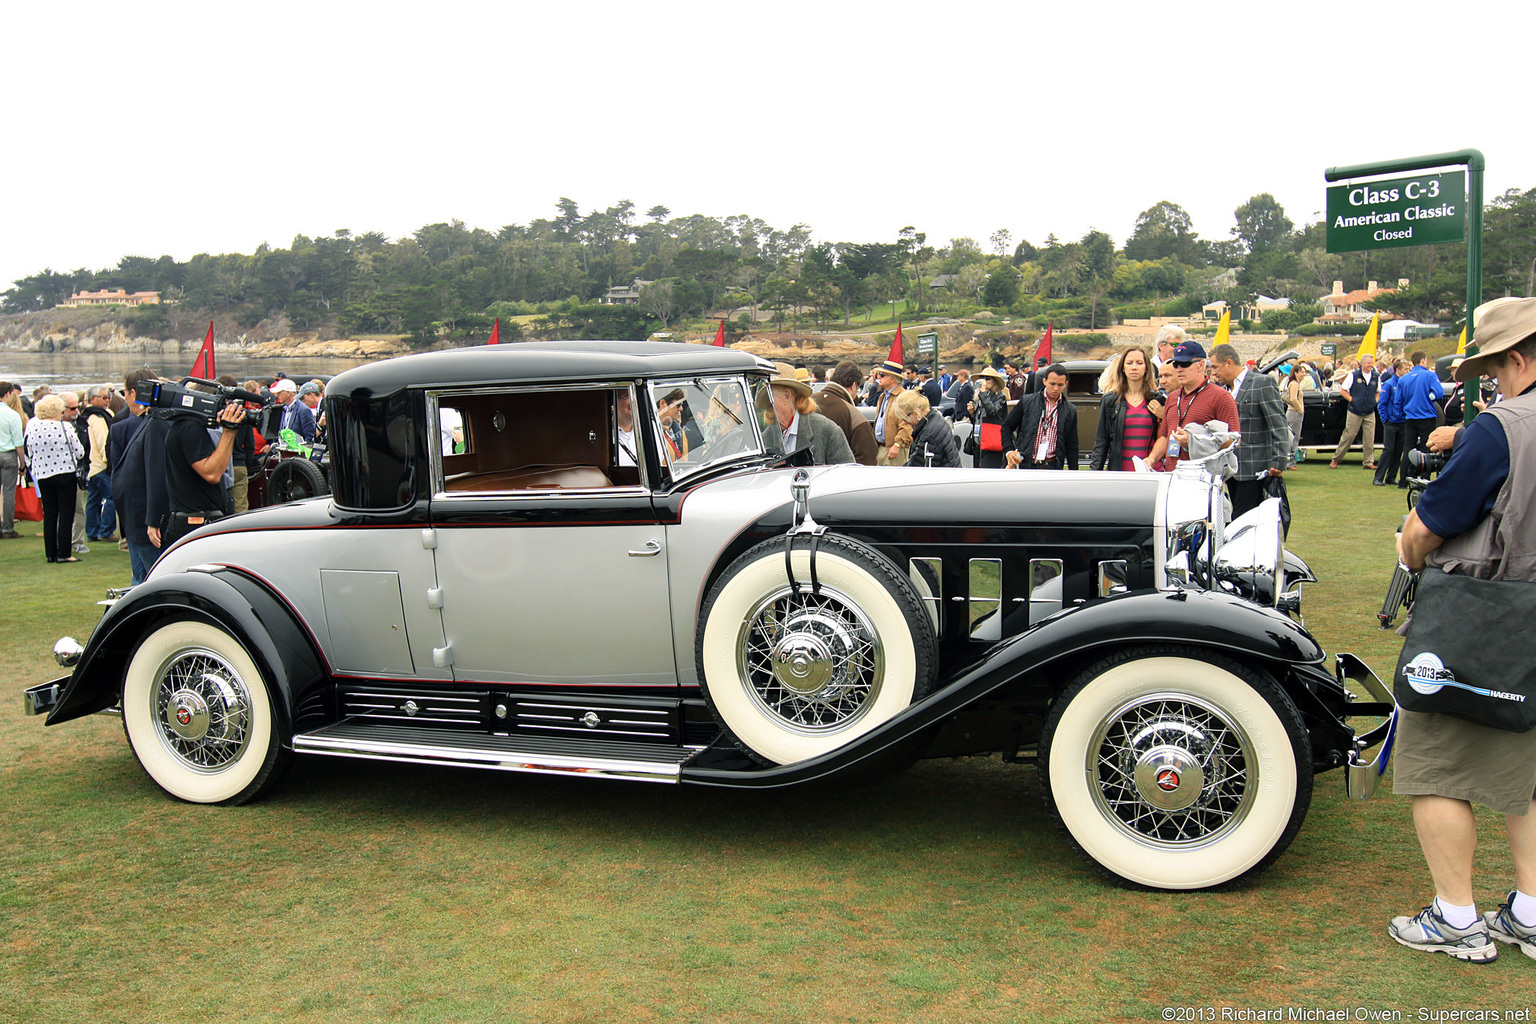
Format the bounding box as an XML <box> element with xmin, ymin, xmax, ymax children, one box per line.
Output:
<box><xmin>3</xmin><ymin>370</ymin><xmax>327</xmax><ymax>578</ymax></box>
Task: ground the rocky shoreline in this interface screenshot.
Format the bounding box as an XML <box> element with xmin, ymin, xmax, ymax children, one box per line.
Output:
<box><xmin>0</xmin><ymin>308</ymin><xmax>1329</xmax><ymax>368</ymax></box>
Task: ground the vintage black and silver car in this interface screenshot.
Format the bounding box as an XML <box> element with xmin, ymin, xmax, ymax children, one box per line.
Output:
<box><xmin>24</xmin><ymin>341</ymin><xmax>1395</xmax><ymax>890</ymax></box>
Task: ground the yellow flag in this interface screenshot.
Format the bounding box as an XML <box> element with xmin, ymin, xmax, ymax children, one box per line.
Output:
<box><xmin>1356</xmin><ymin>313</ymin><xmax>1379</xmax><ymax>360</ymax></box>
<box><xmin>1456</xmin><ymin>327</ymin><xmax>1467</xmax><ymax>355</ymax></box>
<box><xmin>1212</xmin><ymin>309</ymin><xmax>1231</xmax><ymax>348</ymax></box>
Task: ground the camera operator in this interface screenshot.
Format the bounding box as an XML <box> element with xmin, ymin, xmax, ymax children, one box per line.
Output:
<box><xmin>159</xmin><ymin>396</ymin><xmax>244</xmax><ymax>549</ymax></box>
<box><xmin>1387</xmin><ymin>296</ymin><xmax>1536</xmax><ymax>963</ymax></box>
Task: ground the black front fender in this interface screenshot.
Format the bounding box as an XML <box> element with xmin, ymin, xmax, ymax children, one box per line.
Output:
<box><xmin>684</xmin><ymin>588</ymin><xmax>1330</xmax><ymax>788</ymax></box>
<box><xmin>45</xmin><ymin>568</ymin><xmax>326</xmax><ymax>732</ymax></box>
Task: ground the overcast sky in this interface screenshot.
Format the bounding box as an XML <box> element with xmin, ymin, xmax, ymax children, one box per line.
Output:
<box><xmin>4</xmin><ymin>0</ymin><xmax>1531</xmax><ymax>293</ymax></box>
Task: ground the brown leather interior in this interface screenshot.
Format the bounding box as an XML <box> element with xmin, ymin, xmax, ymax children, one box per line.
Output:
<box><xmin>440</xmin><ymin>389</ymin><xmax>623</xmax><ymax>491</ymax></box>
<box><xmin>445</xmin><ymin>464</ymin><xmax>613</xmax><ymax>491</ymax></box>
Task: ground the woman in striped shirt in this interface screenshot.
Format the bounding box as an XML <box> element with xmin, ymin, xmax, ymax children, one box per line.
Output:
<box><xmin>1090</xmin><ymin>345</ymin><xmax>1160</xmax><ymax>471</ymax></box>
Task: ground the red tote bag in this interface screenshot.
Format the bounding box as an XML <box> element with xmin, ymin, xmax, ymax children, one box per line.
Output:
<box><xmin>15</xmin><ymin>482</ymin><xmax>42</xmax><ymax>521</ymax></box>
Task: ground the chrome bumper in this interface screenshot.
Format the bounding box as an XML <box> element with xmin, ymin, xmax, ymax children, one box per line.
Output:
<box><xmin>1336</xmin><ymin>652</ymin><xmax>1397</xmax><ymax>800</ymax></box>
<box><xmin>24</xmin><ymin>676</ymin><xmax>69</xmax><ymax>717</ymax></box>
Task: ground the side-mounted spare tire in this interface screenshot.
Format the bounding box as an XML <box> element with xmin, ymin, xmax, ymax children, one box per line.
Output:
<box><xmin>269</xmin><ymin>456</ymin><xmax>328</xmax><ymax>504</ymax></box>
<box><xmin>697</xmin><ymin>535</ymin><xmax>938</xmax><ymax>766</ymax></box>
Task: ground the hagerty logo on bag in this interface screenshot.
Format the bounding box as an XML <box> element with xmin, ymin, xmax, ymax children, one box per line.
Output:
<box><xmin>1404</xmin><ymin>652</ymin><xmax>1528</xmax><ymax>703</ymax></box>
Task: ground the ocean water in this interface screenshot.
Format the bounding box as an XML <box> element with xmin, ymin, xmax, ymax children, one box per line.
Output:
<box><xmin>0</xmin><ymin>351</ymin><xmax>374</xmax><ymax>395</ymax></box>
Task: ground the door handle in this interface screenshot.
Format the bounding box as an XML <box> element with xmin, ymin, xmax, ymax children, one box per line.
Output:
<box><xmin>628</xmin><ymin>539</ymin><xmax>662</xmax><ymax>557</ymax></box>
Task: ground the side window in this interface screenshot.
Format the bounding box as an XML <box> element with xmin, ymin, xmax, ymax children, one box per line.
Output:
<box><xmin>435</xmin><ymin>387</ymin><xmax>639</xmax><ymax>494</ymax></box>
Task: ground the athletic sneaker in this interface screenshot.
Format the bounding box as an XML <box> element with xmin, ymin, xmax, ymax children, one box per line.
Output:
<box><xmin>1389</xmin><ymin>905</ymin><xmax>1498</xmax><ymax>961</ymax></box>
<box><xmin>1484</xmin><ymin>893</ymin><xmax>1536</xmax><ymax>960</ymax></box>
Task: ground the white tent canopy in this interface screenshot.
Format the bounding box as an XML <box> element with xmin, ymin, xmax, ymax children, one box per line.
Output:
<box><xmin>1380</xmin><ymin>319</ymin><xmax>1432</xmax><ymax>343</ymax></box>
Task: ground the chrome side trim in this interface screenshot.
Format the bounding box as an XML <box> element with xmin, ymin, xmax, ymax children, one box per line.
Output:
<box><xmin>292</xmin><ymin>724</ymin><xmax>693</xmax><ymax>783</ymax></box>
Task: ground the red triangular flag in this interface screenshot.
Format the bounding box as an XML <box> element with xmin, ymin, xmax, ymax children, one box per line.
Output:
<box><xmin>887</xmin><ymin>323</ymin><xmax>904</xmax><ymax>367</ymax></box>
<box><xmin>190</xmin><ymin>321</ymin><xmax>216</xmax><ymax>379</ymax></box>
<box><xmin>713</xmin><ymin>318</ymin><xmax>726</xmax><ymax>346</ymax></box>
<box><xmin>487</xmin><ymin>318</ymin><xmax>501</xmax><ymax>345</ymax></box>
<box><xmin>1035</xmin><ymin>322</ymin><xmax>1053</xmax><ymax>369</ymax></box>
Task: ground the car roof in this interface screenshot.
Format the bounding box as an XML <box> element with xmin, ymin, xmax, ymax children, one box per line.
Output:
<box><xmin>326</xmin><ymin>341</ymin><xmax>772</xmax><ymax>395</ymax></box>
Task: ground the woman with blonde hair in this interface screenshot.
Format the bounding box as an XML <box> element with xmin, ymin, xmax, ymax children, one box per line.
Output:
<box><xmin>22</xmin><ymin>394</ymin><xmax>85</xmax><ymax>562</ymax></box>
<box><xmin>1090</xmin><ymin>345</ymin><xmax>1158</xmax><ymax>471</ymax></box>
<box><xmin>892</xmin><ymin>389</ymin><xmax>959</xmax><ymax>467</ymax></box>
<box><xmin>3</xmin><ymin>385</ymin><xmax>27</xmax><ymax>429</ymax></box>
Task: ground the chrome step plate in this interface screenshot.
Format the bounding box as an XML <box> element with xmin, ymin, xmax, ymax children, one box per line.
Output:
<box><xmin>292</xmin><ymin>722</ymin><xmax>696</xmax><ymax>783</ymax></box>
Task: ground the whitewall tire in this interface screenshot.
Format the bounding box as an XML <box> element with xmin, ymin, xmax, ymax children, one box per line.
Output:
<box><xmin>698</xmin><ymin>536</ymin><xmax>937</xmax><ymax>765</ymax></box>
<box><xmin>1041</xmin><ymin>647</ymin><xmax>1312</xmax><ymax>890</ymax></box>
<box><xmin>122</xmin><ymin>620</ymin><xmax>289</xmax><ymax>805</ymax></box>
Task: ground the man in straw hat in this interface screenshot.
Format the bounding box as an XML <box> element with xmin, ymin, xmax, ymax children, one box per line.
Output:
<box><xmin>768</xmin><ymin>364</ymin><xmax>854</xmax><ymax>466</ymax></box>
<box><xmin>1388</xmin><ymin>296</ymin><xmax>1536</xmax><ymax>963</ymax></box>
<box><xmin>870</xmin><ymin>359</ymin><xmax>912</xmax><ymax>466</ymax></box>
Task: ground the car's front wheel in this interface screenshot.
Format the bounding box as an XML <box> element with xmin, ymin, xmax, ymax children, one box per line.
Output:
<box><xmin>122</xmin><ymin>620</ymin><xmax>290</xmax><ymax>805</ymax></box>
<box><xmin>1041</xmin><ymin>646</ymin><xmax>1312</xmax><ymax>890</ymax></box>
<box><xmin>697</xmin><ymin>535</ymin><xmax>937</xmax><ymax>765</ymax></box>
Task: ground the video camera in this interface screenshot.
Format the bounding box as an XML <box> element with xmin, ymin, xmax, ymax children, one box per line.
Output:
<box><xmin>146</xmin><ymin>378</ymin><xmax>271</xmax><ymax>427</ymax></box>
<box><xmin>1403</xmin><ymin>446</ymin><xmax>1449</xmax><ymax>510</ymax></box>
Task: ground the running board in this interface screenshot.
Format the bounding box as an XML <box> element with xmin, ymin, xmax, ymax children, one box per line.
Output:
<box><xmin>291</xmin><ymin>722</ymin><xmax>697</xmax><ymax>783</ymax></box>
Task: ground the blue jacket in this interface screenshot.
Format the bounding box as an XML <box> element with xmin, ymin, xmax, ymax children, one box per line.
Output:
<box><xmin>1377</xmin><ymin>374</ymin><xmax>1405</xmax><ymax>424</ymax></box>
<box><xmin>1399</xmin><ymin>365</ymin><xmax>1445</xmax><ymax>420</ymax></box>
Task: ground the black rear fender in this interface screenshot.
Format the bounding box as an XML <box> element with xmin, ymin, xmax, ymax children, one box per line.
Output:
<box><xmin>45</xmin><ymin>568</ymin><xmax>327</xmax><ymax>734</ymax></box>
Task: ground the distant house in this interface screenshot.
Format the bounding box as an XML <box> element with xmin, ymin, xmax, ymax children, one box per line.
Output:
<box><xmin>59</xmin><ymin>288</ymin><xmax>161</xmax><ymax>308</ymax></box>
<box><xmin>1321</xmin><ymin>279</ymin><xmax>1400</xmax><ymax>323</ymax></box>
<box><xmin>928</xmin><ymin>274</ymin><xmax>959</xmax><ymax>290</ymax></box>
<box><xmin>602</xmin><ymin>279</ymin><xmax>652</xmax><ymax>305</ymax></box>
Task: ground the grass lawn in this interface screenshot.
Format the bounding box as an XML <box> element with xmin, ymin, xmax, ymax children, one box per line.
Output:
<box><xmin>2</xmin><ymin>465</ymin><xmax>1531</xmax><ymax>1023</ymax></box>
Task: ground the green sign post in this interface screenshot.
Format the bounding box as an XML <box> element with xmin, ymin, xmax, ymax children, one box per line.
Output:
<box><xmin>1325</xmin><ymin>150</ymin><xmax>1484</xmax><ymax>424</ymax></box>
<box><xmin>1325</xmin><ymin>171</ymin><xmax>1465</xmax><ymax>253</ymax></box>
<box><xmin>1321</xmin><ymin>343</ymin><xmax>1337</xmax><ymax>358</ymax></box>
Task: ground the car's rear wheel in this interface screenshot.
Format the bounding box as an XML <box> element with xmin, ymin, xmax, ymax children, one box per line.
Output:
<box><xmin>1040</xmin><ymin>646</ymin><xmax>1312</xmax><ymax>890</ymax></box>
<box><xmin>122</xmin><ymin>620</ymin><xmax>290</xmax><ymax>805</ymax></box>
<box><xmin>697</xmin><ymin>536</ymin><xmax>937</xmax><ymax>765</ymax></box>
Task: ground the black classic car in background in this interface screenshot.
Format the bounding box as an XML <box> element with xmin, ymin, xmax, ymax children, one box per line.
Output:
<box><xmin>26</xmin><ymin>341</ymin><xmax>1394</xmax><ymax>891</ymax></box>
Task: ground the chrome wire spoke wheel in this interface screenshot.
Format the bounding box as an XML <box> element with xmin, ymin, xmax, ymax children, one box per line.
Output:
<box><xmin>123</xmin><ymin>620</ymin><xmax>287</xmax><ymax>805</ymax></box>
<box><xmin>736</xmin><ymin>585</ymin><xmax>884</xmax><ymax>733</ymax></box>
<box><xmin>1042</xmin><ymin>650</ymin><xmax>1310</xmax><ymax>890</ymax></box>
<box><xmin>698</xmin><ymin>535</ymin><xmax>936</xmax><ymax>765</ymax></box>
<box><xmin>153</xmin><ymin>648</ymin><xmax>253</xmax><ymax>772</ymax></box>
<box><xmin>1088</xmin><ymin>692</ymin><xmax>1255</xmax><ymax>849</ymax></box>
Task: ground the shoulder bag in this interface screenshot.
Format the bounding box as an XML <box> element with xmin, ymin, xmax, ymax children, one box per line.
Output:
<box><xmin>1394</xmin><ymin>569</ymin><xmax>1536</xmax><ymax>731</ymax></box>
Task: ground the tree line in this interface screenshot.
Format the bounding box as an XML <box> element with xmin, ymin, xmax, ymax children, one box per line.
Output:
<box><xmin>5</xmin><ymin>188</ymin><xmax>1533</xmax><ymax>343</ymax></box>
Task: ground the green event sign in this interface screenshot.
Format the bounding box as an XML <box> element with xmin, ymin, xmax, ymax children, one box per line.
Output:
<box><xmin>1326</xmin><ymin>171</ymin><xmax>1465</xmax><ymax>253</ymax></box>
<box><xmin>916</xmin><ymin>332</ymin><xmax>938</xmax><ymax>357</ymax></box>
<box><xmin>1321</xmin><ymin>343</ymin><xmax>1337</xmax><ymax>357</ymax></box>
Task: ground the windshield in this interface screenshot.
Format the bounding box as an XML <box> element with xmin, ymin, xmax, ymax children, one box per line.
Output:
<box><xmin>647</xmin><ymin>376</ymin><xmax>773</xmax><ymax>480</ymax></box>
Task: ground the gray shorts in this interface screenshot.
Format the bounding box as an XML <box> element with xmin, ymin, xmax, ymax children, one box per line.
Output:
<box><xmin>1393</xmin><ymin>708</ymin><xmax>1536</xmax><ymax>815</ymax></box>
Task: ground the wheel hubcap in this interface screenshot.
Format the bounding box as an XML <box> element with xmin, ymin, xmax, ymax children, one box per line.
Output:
<box><xmin>152</xmin><ymin>650</ymin><xmax>252</xmax><ymax>773</ymax></box>
<box><xmin>1088</xmin><ymin>692</ymin><xmax>1256</xmax><ymax>848</ymax></box>
<box><xmin>738</xmin><ymin>586</ymin><xmax>884</xmax><ymax>732</ymax></box>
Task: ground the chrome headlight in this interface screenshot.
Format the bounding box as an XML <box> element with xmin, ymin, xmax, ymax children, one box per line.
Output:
<box><xmin>1213</xmin><ymin>498</ymin><xmax>1285</xmax><ymax>606</ymax></box>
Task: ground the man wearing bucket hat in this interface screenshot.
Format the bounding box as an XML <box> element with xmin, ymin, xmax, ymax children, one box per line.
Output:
<box><xmin>870</xmin><ymin>360</ymin><xmax>912</xmax><ymax>466</ymax></box>
<box><xmin>768</xmin><ymin>364</ymin><xmax>854</xmax><ymax>466</ymax></box>
<box><xmin>1388</xmin><ymin>296</ymin><xmax>1536</xmax><ymax>963</ymax></box>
